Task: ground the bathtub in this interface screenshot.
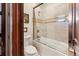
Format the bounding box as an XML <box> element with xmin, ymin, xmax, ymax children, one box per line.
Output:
<box><xmin>33</xmin><ymin>36</ymin><xmax>68</xmax><ymax>56</ymax></box>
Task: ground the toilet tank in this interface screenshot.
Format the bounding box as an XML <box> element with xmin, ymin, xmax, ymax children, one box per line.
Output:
<box><xmin>24</xmin><ymin>35</ymin><xmax>33</xmax><ymax>47</ymax></box>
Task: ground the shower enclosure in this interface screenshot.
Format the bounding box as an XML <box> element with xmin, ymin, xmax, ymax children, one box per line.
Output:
<box><xmin>33</xmin><ymin>3</ymin><xmax>79</xmax><ymax>56</ymax></box>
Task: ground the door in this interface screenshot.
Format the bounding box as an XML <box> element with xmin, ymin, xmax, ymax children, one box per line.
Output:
<box><xmin>0</xmin><ymin>4</ymin><xmax>6</xmax><ymax>56</ymax></box>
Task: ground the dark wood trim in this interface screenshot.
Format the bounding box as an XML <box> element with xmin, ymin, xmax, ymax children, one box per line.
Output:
<box><xmin>12</xmin><ymin>3</ymin><xmax>24</xmax><ymax>56</ymax></box>
<box><xmin>1</xmin><ymin>3</ymin><xmax>6</xmax><ymax>56</ymax></box>
<box><xmin>19</xmin><ymin>3</ymin><xmax>24</xmax><ymax>56</ymax></box>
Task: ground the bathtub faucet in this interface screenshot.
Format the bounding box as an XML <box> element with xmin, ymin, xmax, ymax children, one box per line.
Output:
<box><xmin>37</xmin><ymin>29</ymin><xmax>40</xmax><ymax>40</ymax></box>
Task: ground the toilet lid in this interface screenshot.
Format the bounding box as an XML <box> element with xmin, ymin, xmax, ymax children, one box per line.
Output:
<box><xmin>25</xmin><ymin>45</ymin><xmax>37</xmax><ymax>55</ymax></box>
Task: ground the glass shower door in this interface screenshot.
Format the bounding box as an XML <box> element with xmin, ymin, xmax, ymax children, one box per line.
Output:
<box><xmin>34</xmin><ymin>3</ymin><xmax>71</xmax><ymax>56</ymax></box>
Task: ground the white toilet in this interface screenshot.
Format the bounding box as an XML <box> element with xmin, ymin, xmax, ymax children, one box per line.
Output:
<box><xmin>24</xmin><ymin>45</ymin><xmax>39</xmax><ymax>56</ymax></box>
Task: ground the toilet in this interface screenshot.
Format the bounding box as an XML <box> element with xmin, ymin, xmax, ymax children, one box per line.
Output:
<box><xmin>24</xmin><ymin>45</ymin><xmax>39</xmax><ymax>56</ymax></box>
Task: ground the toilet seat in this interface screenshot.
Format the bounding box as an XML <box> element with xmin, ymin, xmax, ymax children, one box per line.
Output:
<box><xmin>24</xmin><ymin>45</ymin><xmax>39</xmax><ymax>56</ymax></box>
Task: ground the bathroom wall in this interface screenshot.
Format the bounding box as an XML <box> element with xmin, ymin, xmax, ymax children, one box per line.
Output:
<box><xmin>35</xmin><ymin>3</ymin><xmax>69</xmax><ymax>43</ymax></box>
<box><xmin>24</xmin><ymin>3</ymin><xmax>38</xmax><ymax>46</ymax></box>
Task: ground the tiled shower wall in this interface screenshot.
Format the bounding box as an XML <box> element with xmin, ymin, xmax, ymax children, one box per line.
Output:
<box><xmin>35</xmin><ymin>3</ymin><xmax>69</xmax><ymax>44</ymax></box>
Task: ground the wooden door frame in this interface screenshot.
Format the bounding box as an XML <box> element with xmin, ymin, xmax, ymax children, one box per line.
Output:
<box><xmin>12</xmin><ymin>3</ymin><xmax>24</xmax><ymax>56</ymax></box>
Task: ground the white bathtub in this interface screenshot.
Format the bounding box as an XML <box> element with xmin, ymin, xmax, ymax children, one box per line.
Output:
<box><xmin>33</xmin><ymin>36</ymin><xmax>68</xmax><ymax>56</ymax></box>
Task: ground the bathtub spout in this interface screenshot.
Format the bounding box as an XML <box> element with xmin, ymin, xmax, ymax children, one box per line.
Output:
<box><xmin>37</xmin><ymin>35</ymin><xmax>40</xmax><ymax>41</ymax></box>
